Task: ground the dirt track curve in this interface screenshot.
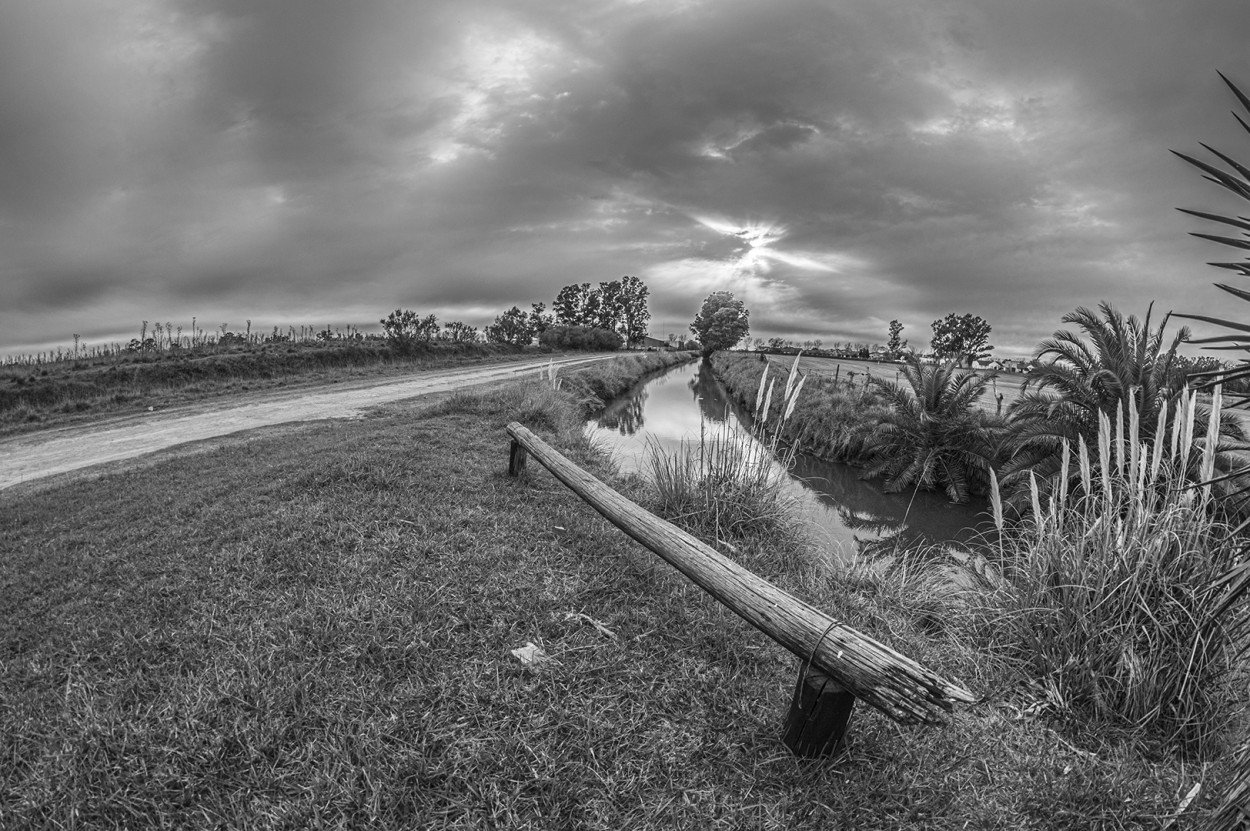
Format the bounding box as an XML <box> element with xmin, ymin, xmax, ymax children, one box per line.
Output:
<box><xmin>0</xmin><ymin>354</ymin><xmax>612</xmax><ymax>493</ymax></box>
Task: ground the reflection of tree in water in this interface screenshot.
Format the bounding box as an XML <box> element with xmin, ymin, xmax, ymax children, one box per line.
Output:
<box><xmin>596</xmin><ymin>387</ymin><xmax>648</xmax><ymax>435</ymax></box>
<box><xmin>690</xmin><ymin>361</ymin><xmax>736</xmax><ymax>425</ymax></box>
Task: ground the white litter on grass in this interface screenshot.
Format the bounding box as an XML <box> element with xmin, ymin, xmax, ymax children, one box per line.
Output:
<box><xmin>510</xmin><ymin>642</ymin><xmax>556</xmax><ymax>668</ymax></box>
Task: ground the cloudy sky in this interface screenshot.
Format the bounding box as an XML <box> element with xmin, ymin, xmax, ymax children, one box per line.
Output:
<box><xmin>3</xmin><ymin>0</ymin><xmax>1250</xmax><ymax>358</ymax></box>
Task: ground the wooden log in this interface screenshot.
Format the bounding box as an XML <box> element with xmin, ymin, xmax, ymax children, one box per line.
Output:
<box><xmin>505</xmin><ymin>421</ymin><xmax>975</xmax><ymax>726</ymax></box>
<box><xmin>781</xmin><ymin>667</ymin><xmax>856</xmax><ymax>758</ymax></box>
<box><xmin>508</xmin><ymin>439</ymin><xmax>528</xmax><ymax>476</ymax></box>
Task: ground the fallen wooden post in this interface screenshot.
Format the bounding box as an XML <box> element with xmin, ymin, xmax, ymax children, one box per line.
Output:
<box><xmin>505</xmin><ymin>421</ymin><xmax>975</xmax><ymax>751</ymax></box>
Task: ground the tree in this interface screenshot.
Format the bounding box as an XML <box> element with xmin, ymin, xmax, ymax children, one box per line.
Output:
<box><xmin>441</xmin><ymin>321</ymin><xmax>479</xmax><ymax>343</ymax></box>
<box><xmin>887</xmin><ymin>320</ymin><xmax>904</xmax><ymax>358</ymax></box>
<box><xmin>617</xmin><ymin>275</ymin><xmax>651</xmax><ymax>347</ymax></box>
<box><xmin>860</xmin><ymin>355</ymin><xmax>1000</xmax><ymax>503</ymax></box>
<box><xmin>552</xmin><ymin>277</ymin><xmax>650</xmax><ymax>345</ymax></box>
<box><xmin>553</xmin><ymin>283</ymin><xmax>594</xmax><ymax>325</ymax></box>
<box><xmin>690</xmin><ymin>291</ymin><xmax>750</xmax><ymax>358</ymax></box>
<box><xmin>593</xmin><ymin>279</ymin><xmax>623</xmax><ymax>332</ymax></box>
<box><xmin>767</xmin><ymin>337</ymin><xmax>786</xmax><ymax>350</ymax></box>
<box><xmin>381</xmin><ymin>309</ymin><xmax>439</xmax><ymax>352</ymax></box>
<box><xmin>484</xmin><ymin>306</ymin><xmax>535</xmax><ymax>346</ymax></box>
<box><xmin>930</xmin><ymin>313</ymin><xmax>993</xmax><ymax>366</ymax></box>
<box><xmin>530</xmin><ymin>303</ymin><xmax>553</xmax><ymax>337</ymax></box>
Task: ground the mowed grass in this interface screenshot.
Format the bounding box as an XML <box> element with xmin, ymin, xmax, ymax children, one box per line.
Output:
<box><xmin>0</xmin><ymin>364</ymin><xmax>1216</xmax><ymax>828</ymax></box>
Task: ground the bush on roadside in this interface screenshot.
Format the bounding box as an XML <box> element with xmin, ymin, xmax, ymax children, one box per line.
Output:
<box><xmin>537</xmin><ymin>324</ymin><xmax>622</xmax><ymax>351</ymax></box>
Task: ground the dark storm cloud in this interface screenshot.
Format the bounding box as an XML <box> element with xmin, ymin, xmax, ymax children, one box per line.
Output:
<box><xmin>2</xmin><ymin>0</ymin><xmax>1249</xmax><ymax>356</ymax></box>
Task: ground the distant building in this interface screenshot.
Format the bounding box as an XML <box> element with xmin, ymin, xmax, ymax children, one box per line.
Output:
<box><xmin>633</xmin><ymin>335</ymin><xmax>670</xmax><ymax>350</ymax></box>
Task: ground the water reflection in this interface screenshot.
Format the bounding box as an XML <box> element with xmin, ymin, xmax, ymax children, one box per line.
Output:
<box><xmin>584</xmin><ymin>360</ymin><xmax>986</xmax><ymax>557</ymax></box>
<box><xmin>595</xmin><ymin>386</ymin><xmax>648</xmax><ymax>435</ymax></box>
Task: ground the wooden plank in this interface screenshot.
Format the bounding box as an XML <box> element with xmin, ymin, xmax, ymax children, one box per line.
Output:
<box><xmin>506</xmin><ymin>421</ymin><xmax>976</xmax><ymax>726</ymax></box>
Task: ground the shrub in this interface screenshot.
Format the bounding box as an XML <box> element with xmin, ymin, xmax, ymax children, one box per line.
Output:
<box><xmin>380</xmin><ymin>309</ymin><xmax>438</xmax><ymax>352</ymax></box>
<box><xmin>860</xmin><ymin>356</ymin><xmax>1001</xmax><ymax>503</ymax></box>
<box><xmin>537</xmin><ymin>324</ymin><xmax>622</xmax><ymax>351</ymax></box>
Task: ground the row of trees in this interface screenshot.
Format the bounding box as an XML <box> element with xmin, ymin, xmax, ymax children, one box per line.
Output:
<box><xmin>686</xmin><ymin>293</ymin><xmax>995</xmax><ymax>368</ymax></box>
<box><xmin>551</xmin><ymin>276</ymin><xmax>651</xmax><ymax>345</ymax></box>
<box><xmin>381</xmin><ymin>276</ymin><xmax>653</xmax><ymax>352</ymax></box>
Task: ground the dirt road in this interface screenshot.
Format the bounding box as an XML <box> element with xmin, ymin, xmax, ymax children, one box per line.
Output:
<box><xmin>0</xmin><ymin>354</ymin><xmax>611</xmax><ymax>492</ymax></box>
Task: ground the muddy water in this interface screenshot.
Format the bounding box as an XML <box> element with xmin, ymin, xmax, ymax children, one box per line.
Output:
<box><xmin>584</xmin><ymin>360</ymin><xmax>987</xmax><ymax>559</ymax></box>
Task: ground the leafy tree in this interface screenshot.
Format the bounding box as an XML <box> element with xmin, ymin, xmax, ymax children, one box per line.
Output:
<box><xmin>618</xmin><ymin>275</ymin><xmax>651</xmax><ymax>346</ymax></box>
<box><xmin>552</xmin><ymin>277</ymin><xmax>650</xmax><ymax>345</ymax></box>
<box><xmin>381</xmin><ymin>309</ymin><xmax>439</xmax><ymax>352</ymax></box>
<box><xmin>593</xmin><ymin>279</ymin><xmax>623</xmax><ymax>332</ymax></box>
<box><xmin>484</xmin><ymin>306</ymin><xmax>535</xmax><ymax>346</ymax></box>
<box><xmin>767</xmin><ymin>337</ymin><xmax>786</xmax><ymax>350</ymax></box>
<box><xmin>553</xmin><ymin>283</ymin><xmax>594</xmax><ymax>325</ymax></box>
<box><xmin>441</xmin><ymin>321</ymin><xmax>479</xmax><ymax>343</ymax></box>
<box><xmin>887</xmin><ymin>320</ymin><xmax>904</xmax><ymax>357</ymax></box>
<box><xmin>860</xmin><ymin>355</ymin><xmax>1000</xmax><ymax>503</ymax></box>
<box><xmin>690</xmin><ymin>291</ymin><xmax>750</xmax><ymax>358</ymax></box>
<box><xmin>930</xmin><ymin>313</ymin><xmax>993</xmax><ymax>366</ymax></box>
<box><xmin>530</xmin><ymin>303</ymin><xmax>553</xmax><ymax>337</ymax></box>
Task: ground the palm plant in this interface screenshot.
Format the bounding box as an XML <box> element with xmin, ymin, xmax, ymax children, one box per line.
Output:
<box><xmin>1003</xmin><ymin>302</ymin><xmax>1249</xmax><ymax>514</ymax></box>
<box><xmin>1171</xmin><ymin>72</ymin><xmax>1250</xmax><ymax>397</ymax></box>
<box><xmin>859</xmin><ymin>355</ymin><xmax>1000</xmax><ymax>504</ymax></box>
<box><xmin>1004</xmin><ymin>302</ymin><xmax>1191</xmax><ymax>484</ymax></box>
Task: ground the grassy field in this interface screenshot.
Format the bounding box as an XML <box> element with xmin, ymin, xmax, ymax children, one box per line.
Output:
<box><xmin>760</xmin><ymin>354</ymin><xmax>1028</xmax><ymax>414</ymax></box>
<box><xmin>0</xmin><ymin>353</ymin><xmax>1226</xmax><ymax>828</ymax></box>
<box><xmin>0</xmin><ymin>339</ymin><xmax>559</xmax><ymax>438</ymax></box>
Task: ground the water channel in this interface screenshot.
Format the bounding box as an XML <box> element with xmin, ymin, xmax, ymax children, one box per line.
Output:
<box><xmin>585</xmin><ymin>360</ymin><xmax>988</xmax><ymax>560</ymax></box>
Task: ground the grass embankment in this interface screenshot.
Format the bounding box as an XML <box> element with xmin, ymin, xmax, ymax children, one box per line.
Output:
<box><xmin>711</xmin><ymin>351</ymin><xmax>887</xmax><ymax>463</ymax></box>
<box><xmin>0</xmin><ymin>340</ymin><xmax>561</xmax><ymax>437</ymax></box>
<box><xmin>0</xmin><ymin>352</ymin><xmax>1216</xmax><ymax>828</ymax></box>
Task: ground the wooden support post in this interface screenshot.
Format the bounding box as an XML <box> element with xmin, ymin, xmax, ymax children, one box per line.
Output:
<box><xmin>782</xmin><ymin>667</ymin><xmax>857</xmax><ymax>758</ymax></box>
<box><xmin>508</xmin><ymin>439</ymin><xmax>528</xmax><ymax>476</ymax></box>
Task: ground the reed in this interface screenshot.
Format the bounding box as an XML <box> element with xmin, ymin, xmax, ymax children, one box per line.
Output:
<box><xmin>647</xmin><ymin>356</ymin><xmax>805</xmax><ymax>544</ymax></box>
<box><xmin>978</xmin><ymin>387</ymin><xmax>1247</xmax><ymax>757</ymax></box>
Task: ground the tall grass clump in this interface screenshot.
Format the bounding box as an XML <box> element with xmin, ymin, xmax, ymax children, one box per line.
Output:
<box><xmin>979</xmin><ymin>387</ymin><xmax>1248</xmax><ymax>757</ymax></box>
<box><xmin>648</xmin><ymin>357</ymin><xmax>806</xmax><ymax>544</ymax></box>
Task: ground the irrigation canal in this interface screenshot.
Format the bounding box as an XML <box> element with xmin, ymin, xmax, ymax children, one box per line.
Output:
<box><xmin>584</xmin><ymin>359</ymin><xmax>987</xmax><ymax>560</ymax></box>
